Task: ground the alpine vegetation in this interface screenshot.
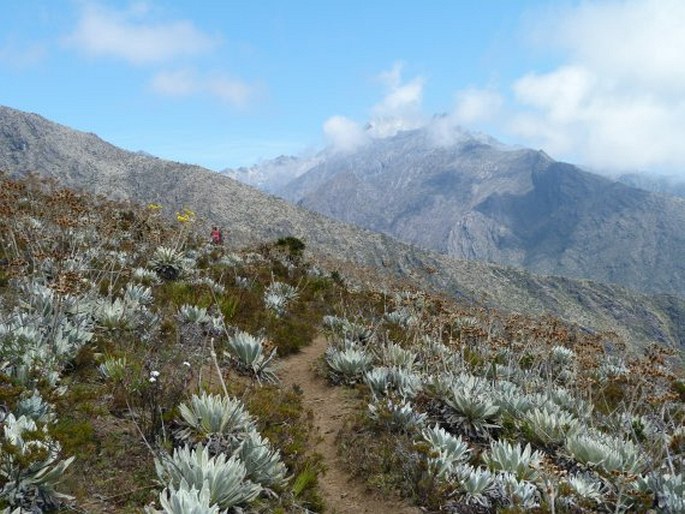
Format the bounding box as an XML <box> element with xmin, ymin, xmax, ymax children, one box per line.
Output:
<box><xmin>523</xmin><ymin>406</ymin><xmax>580</xmax><ymax>446</ymax></box>
<box><xmin>163</xmin><ymin>393</ymin><xmax>289</xmax><ymax>506</ymax></box>
<box><xmin>638</xmin><ymin>472</ymin><xmax>685</xmax><ymax>513</ymax></box>
<box><xmin>322</xmin><ymin>315</ymin><xmax>373</xmax><ymax>344</ymax></box>
<box><xmin>177</xmin><ymin>304</ymin><xmax>210</xmax><ymax>324</ymax></box>
<box><xmin>0</xmin><ymin>175</ymin><xmax>331</xmax><ymax>512</ymax></box>
<box><xmin>367</xmin><ymin>398</ymin><xmax>427</xmax><ymax>432</ymax></box>
<box><xmin>482</xmin><ymin>440</ymin><xmax>543</xmax><ymax>481</ymax></box>
<box><xmin>454</xmin><ymin>465</ymin><xmax>496</xmax><ymax>507</ymax></box>
<box><xmin>15</xmin><ymin>390</ymin><xmax>55</xmax><ymax>424</ymax></box>
<box><xmin>149</xmin><ymin>246</ymin><xmax>187</xmax><ymax>281</ymax></box>
<box><xmin>1</xmin><ymin>173</ymin><xmax>684</xmax><ymax>513</ymax></box>
<box><xmin>0</xmin><ymin>414</ymin><xmax>75</xmax><ymax>510</ymax></box>
<box><xmin>97</xmin><ymin>355</ymin><xmax>128</xmax><ymax>381</ymax></box>
<box><xmin>123</xmin><ymin>283</ymin><xmax>154</xmax><ymax>305</ymax></box>
<box><xmin>565</xmin><ymin>430</ymin><xmax>645</xmax><ymax>475</ymax></box>
<box><xmin>132</xmin><ymin>267</ymin><xmax>160</xmax><ymax>284</ymax></box>
<box><xmin>566</xmin><ymin>472</ymin><xmax>606</xmax><ymax>507</ymax></box>
<box><xmin>323</xmin><ymin>272</ymin><xmax>685</xmax><ymax>512</ymax></box>
<box><xmin>176</xmin><ymin>392</ymin><xmax>256</xmax><ymax>447</ymax></box>
<box><xmin>419</xmin><ymin>423</ymin><xmax>471</xmax><ymax>479</ymax></box>
<box><xmin>438</xmin><ymin>373</ymin><xmax>501</xmax><ymax>436</ymax></box>
<box><xmin>147</xmin><ymin>481</ymin><xmax>221</xmax><ymax>514</ymax></box>
<box><xmin>237</xmin><ymin>430</ymin><xmax>289</xmax><ymax>489</ymax></box>
<box><xmin>0</xmin><ymin>281</ymin><xmax>94</xmax><ymax>387</ymax></box>
<box><xmin>364</xmin><ymin>366</ymin><xmax>422</xmax><ymax>399</ymax></box>
<box><xmin>379</xmin><ymin>341</ymin><xmax>417</xmax><ymax>369</ymax></box>
<box><xmin>263</xmin><ymin>280</ymin><xmax>298</xmax><ymax>316</ymax></box>
<box><xmin>224</xmin><ymin>330</ymin><xmax>278</xmax><ymax>383</ymax></box>
<box><xmin>325</xmin><ymin>344</ymin><xmax>374</xmax><ymax>384</ymax></box>
<box><xmin>496</xmin><ymin>472</ymin><xmax>541</xmax><ymax>509</ymax></box>
<box><xmin>153</xmin><ymin>444</ymin><xmax>262</xmax><ymax>509</ymax></box>
<box><xmin>94</xmin><ymin>297</ymin><xmax>138</xmax><ymax>331</ymax></box>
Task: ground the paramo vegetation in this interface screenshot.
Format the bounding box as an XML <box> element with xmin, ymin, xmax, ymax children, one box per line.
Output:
<box><xmin>0</xmin><ymin>173</ymin><xmax>683</xmax><ymax>513</ymax></box>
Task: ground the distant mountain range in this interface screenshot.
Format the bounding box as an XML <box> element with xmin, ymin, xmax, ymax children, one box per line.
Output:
<box><xmin>231</xmin><ymin>126</ymin><xmax>685</xmax><ymax>297</ymax></box>
<box><xmin>616</xmin><ymin>172</ymin><xmax>685</xmax><ymax>198</ymax></box>
<box><xmin>1</xmin><ymin>104</ymin><xmax>684</xmax><ymax>350</ymax></box>
<box><xmin>221</xmin><ymin>154</ymin><xmax>323</xmax><ymax>193</ymax></box>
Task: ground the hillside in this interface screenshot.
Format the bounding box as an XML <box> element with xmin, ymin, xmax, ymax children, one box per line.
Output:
<box><xmin>1</xmin><ymin>105</ymin><xmax>684</xmax><ymax>351</ymax></box>
<box><xmin>274</xmin><ymin>127</ymin><xmax>685</xmax><ymax>296</ymax></box>
<box><xmin>0</xmin><ymin>174</ymin><xmax>683</xmax><ymax>513</ymax></box>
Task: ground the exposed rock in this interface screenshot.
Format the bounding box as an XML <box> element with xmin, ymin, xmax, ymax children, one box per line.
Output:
<box><xmin>1</xmin><ymin>104</ymin><xmax>683</xmax><ymax>350</ymax></box>
<box><xmin>276</xmin><ymin>127</ymin><xmax>685</xmax><ymax>296</ymax></box>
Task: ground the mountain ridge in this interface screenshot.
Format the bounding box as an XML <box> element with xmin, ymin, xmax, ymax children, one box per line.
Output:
<box><xmin>270</xmin><ymin>127</ymin><xmax>685</xmax><ymax>296</ymax></box>
<box><xmin>0</xmin><ymin>104</ymin><xmax>683</xmax><ymax>350</ymax></box>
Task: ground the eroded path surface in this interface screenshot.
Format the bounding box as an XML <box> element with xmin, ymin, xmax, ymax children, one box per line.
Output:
<box><xmin>279</xmin><ymin>335</ymin><xmax>422</xmax><ymax>514</ymax></box>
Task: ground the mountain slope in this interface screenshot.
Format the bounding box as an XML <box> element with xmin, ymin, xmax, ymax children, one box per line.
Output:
<box><xmin>1</xmin><ymin>104</ymin><xmax>683</xmax><ymax>350</ymax></box>
<box><xmin>278</xmin><ymin>128</ymin><xmax>685</xmax><ymax>296</ymax></box>
<box><xmin>2</xmin><ymin>172</ymin><xmax>682</xmax><ymax>513</ymax></box>
<box><xmin>221</xmin><ymin>154</ymin><xmax>323</xmax><ymax>193</ymax></box>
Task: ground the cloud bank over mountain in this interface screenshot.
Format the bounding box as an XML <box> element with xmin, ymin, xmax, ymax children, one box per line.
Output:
<box><xmin>323</xmin><ymin>62</ymin><xmax>428</xmax><ymax>152</ymax></box>
<box><xmin>320</xmin><ymin>1</ymin><xmax>685</xmax><ymax>175</ymax></box>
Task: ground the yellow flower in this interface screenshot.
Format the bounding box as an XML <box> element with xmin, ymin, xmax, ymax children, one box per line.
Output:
<box><xmin>176</xmin><ymin>207</ymin><xmax>196</xmax><ymax>224</ymax></box>
<box><xmin>147</xmin><ymin>203</ymin><xmax>162</xmax><ymax>211</ymax></box>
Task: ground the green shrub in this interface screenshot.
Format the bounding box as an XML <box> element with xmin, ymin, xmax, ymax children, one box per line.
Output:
<box><xmin>275</xmin><ymin>237</ymin><xmax>306</xmax><ymax>258</ymax></box>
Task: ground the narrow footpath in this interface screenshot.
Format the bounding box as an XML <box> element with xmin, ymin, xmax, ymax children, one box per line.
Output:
<box><xmin>279</xmin><ymin>335</ymin><xmax>422</xmax><ymax>514</ymax></box>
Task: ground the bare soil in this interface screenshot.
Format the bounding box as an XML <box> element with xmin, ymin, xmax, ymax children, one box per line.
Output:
<box><xmin>279</xmin><ymin>335</ymin><xmax>422</xmax><ymax>514</ymax></box>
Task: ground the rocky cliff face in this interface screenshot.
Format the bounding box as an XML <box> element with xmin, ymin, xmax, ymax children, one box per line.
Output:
<box><xmin>1</xmin><ymin>104</ymin><xmax>684</xmax><ymax>350</ymax></box>
<box><xmin>276</xmin><ymin>128</ymin><xmax>685</xmax><ymax>296</ymax></box>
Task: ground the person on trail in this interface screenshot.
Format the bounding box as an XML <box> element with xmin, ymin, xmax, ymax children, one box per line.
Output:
<box><xmin>211</xmin><ymin>226</ymin><xmax>223</xmax><ymax>245</ymax></box>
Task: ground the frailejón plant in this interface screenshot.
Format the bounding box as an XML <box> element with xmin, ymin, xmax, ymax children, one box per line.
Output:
<box><xmin>177</xmin><ymin>392</ymin><xmax>256</xmax><ymax>446</ymax></box>
<box><xmin>154</xmin><ymin>444</ymin><xmax>261</xmax><ymax>509</ymax></box>
<box><xmin>225</xmin><ymin>331</ymin><xmax>278</xmax><ymax>383</ymax></box>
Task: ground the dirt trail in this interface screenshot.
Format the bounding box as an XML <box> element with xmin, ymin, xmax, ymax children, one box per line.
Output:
<box><xmin>279</xmin><ymin>335</ymin><xmax>422</xmax><ymax>514</ymax></box>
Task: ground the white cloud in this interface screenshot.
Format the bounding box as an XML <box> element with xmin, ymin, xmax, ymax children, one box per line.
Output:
<box><xmin>323</xmin><ymin>115</ymin><xmax>369</xmax><ymax>152</ymax></box>
<box><xmin>505</xmin><ymin>0</ymin><xmax>685</xmax><ymax>173</ymax></box>
<box><xmin>150</xmin><ymin>69</ymin><xmax>255</xmax><ymax>108</ymax></box>
<box><xmin>368</xmin><ymin>62</ymin><xmax>426</xmax><ymax>137</ymax></box>
<box><xmin>65</xmin><ymin>3</ymin><xmax>257</xmax><ymax>108</ymax></box>
<box><xmin>453</xmin><ymin>88</ymin><xmax>503</xmax><ymax>125</ymax></box>
<box><xmin>547</xmin><ymin>0</ymin><xmax>685</xmax><ymax>94</ymax></box>
<box><xmin>66</xmin><ymin>3</ymin><xmax>217</xmax><ymax>65</ymax></box>
<box><xmin>377</xmin><ymin>61</ymin><xmax>404</xmax><ymax>90</ymax></box>
<box><xmin>513</xmin><ymin>66</ymin><xmax>596</xmax><ymax>124</ymax></box>
<box><xmin>0</xmin><ymin>39</ymin><xmax>47</xmax><ymax>69</ymax></box>
<box><xmin>149</xmin><ymin>68</ymin><xmax>196</xmax><ymax>96</ymax></box>
<box><xmin>207</xmin><ymin>75</ymin><xmax>253</xmax><ymax>107</ymax></box>
<box><xmin>321</xmin><ymin>63</ymin><xmax>427</xmax><ymax>146</ymax></box>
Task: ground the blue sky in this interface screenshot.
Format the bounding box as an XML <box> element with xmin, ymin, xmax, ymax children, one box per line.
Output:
<box><xmin>2</xmin><ymin>1</ymin><xmax>685</xmax><ymax>174</ymax></box>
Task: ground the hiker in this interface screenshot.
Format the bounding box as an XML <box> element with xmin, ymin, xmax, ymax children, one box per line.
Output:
<box><xmin>211</xmin><ymin>226</ymin><xmax>223</xmax><ymax>245</ymax></box>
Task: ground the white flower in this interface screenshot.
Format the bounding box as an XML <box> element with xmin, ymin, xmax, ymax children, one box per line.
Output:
<box><xmin>183</xmin><ymin>361</ymin><xmax>191</xmax><ymax>368</ymax></box>
<box><xmin>149</xmin><ymin>377</ymin><xmax>157</xmax><ymax>383</ymax></box>
<box><xmin>150</xmin><ymin>370</ymin><xmax>160</xmax><ymax>377</ymax></box>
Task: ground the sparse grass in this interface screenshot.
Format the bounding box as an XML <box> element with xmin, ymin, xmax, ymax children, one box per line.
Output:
<box><xmin>242</xmin><ymin>384</ymin><xmax>326</xmax><ymax>511</ymax></box>
<box><xmin>337</xmin><ymin>413</ymin><xmax>424</xmax><ymax>503</ymax></box>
